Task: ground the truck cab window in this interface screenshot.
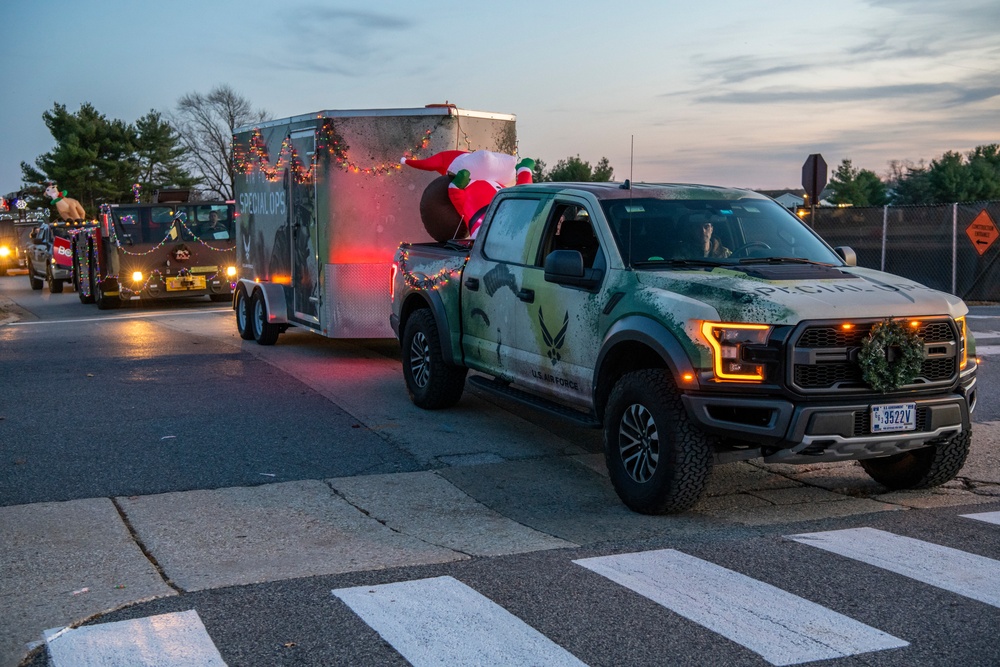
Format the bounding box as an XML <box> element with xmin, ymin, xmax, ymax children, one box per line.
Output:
<box><xmin>480</xmin><ymin>198</ymin><xmax>542</xmax><ymax>265</ymax></box>
<box><xmin>541</xmin><ymin>204</ymin><xmax>601</xmax><ymax>269</ymax></box>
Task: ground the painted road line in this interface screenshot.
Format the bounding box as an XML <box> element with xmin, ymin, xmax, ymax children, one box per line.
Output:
<box><xmin>788</xmin><ymin>527</ymin><xmax>1000</xmax><ymax>608</ymax></box>
<box><xmin>573</xmin><ymin>549</ymin><xmax>906</xmax><ymax>666</ymax></box>
<box><xmin>8</xmin><ymin>309</ymin><xmax>230</xmax><ymax>326</ymax></box>
<box><xmin>961</xmin><ymin>510</ymin><xmax>1000</xmax><ymax>526</ymax></box>
<box><xmin>333</xmin><ymin>576</ymin><xmax>586</xmax><ymax>667</ymax></box>
<box><xmin>44</xmin><ymin>610</ymin><xmax>225</xmax><ymax>666</ymax></box>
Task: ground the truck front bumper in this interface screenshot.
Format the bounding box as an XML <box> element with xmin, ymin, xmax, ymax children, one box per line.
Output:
<box><xmin>681</xmin><ymin>368</ymin><xmax>977</xmax><ymax>464</ymax></box>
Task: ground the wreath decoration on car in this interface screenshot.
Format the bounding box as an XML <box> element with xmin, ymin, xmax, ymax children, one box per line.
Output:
<box><xmin>858</xmin><ymin>319</ymin><xmax>925</xmax><ymax>393</ymax></box>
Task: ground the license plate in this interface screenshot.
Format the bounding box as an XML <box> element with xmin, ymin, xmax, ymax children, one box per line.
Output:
<box><xmin>870</xmin><ymin>403</ymin><xmax>916</xmax><ymax>433</ymax></box>
<box><xmin>166</xmin><ymin>275</ymin><xmax>207</xmax><ymax>291</ymax></box>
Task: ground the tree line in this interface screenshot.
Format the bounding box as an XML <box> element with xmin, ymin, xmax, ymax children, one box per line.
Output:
<box><xmin>14</xmin><ymin>87</ymin><xmax>616</xmax><ymax>220</ymax></box>
<box><xmin>827</xmin><ymin>144</ymin><xmax>1000</xmax><ymax>207</ymax></box>
<box><xmin>17</xmin><ymin>86</ymin><xmax>267</xmax><ymax>217</ymax></box>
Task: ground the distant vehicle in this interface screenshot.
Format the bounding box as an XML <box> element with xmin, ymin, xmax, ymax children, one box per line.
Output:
<box><xmin>0</xmin><ymin>214</ymin><xmax>26</xmax><ymax>275</ymax></box>
<box><xmin>71</xmin><ymin>198</ymin><xmax>237</xmax><ymax>309</ymax></box>
<box><xmin>24</xmin><ymin>221</ymin><xmax>78</xmax><ymax>292</ymax></box>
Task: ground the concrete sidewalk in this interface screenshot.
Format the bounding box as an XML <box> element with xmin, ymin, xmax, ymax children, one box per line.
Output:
<box><xmin>3</xmin><ymin>422</ymin><xmax>999</xmax><ymax>667</ymax></box>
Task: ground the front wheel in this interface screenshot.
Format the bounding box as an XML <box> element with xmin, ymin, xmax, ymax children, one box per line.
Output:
<box><xmin>604</xmin><ymin>369</ymin><xmax>713</xmax><ymax>514</ymax></box>
<box><xmin>401</xmin><ymin>309</ymin><xmax>467</xmax><ymax>409</ymax></box>
<box><xmin>28</xmin><ymin>266</ymin><xmax>43</xmax><ymax>290</ymax></box>
<box><xmin>251</xmin><ymin>291</ymin><xmax>280</xmax><ymax>345</ymax></box>
<box><xmin>859</xmin><ymin>428</ymin><xmax>971</xmax><ymax>489</ymax></box>
<box><xmin>235</xmin><ymin>289</ymin><xmax>255</xmax><ymax>341</ymax></box>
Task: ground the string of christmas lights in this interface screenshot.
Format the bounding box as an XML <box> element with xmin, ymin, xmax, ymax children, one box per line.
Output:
<box><xmin>396</xmin><ymin>248</ymin><xmax>467</xmax><ymax>291</ymax></box>
<box><xmin>233</xmin><ymin>117</ymin><xmax>441</xmax><ymax>182</ymax></box>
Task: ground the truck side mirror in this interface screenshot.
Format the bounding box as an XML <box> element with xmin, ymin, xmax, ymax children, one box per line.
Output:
<box><xmin>544</xmin><ymin>249</ymin><xmax>584</xmax><ymax>279</ymax></box>
<box><xmin>544</xmin><ymin>249</ymin><xmax>603</xmax><ymax>290</ymax></box>
<box><xmin>834</xmin><ymin>246</ymin><xmax>857</xmax><ymax>266</ymax></box>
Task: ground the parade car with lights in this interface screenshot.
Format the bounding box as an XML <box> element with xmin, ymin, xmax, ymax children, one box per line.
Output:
<box><xmin>390</xmin><ymin>182</ymin><xmax>978</xmax><ymax>514</ymax></box>
<box><xmin>0</xmin><ymin>214</ymin><xmax>26</xmax><ymax>275</ymax></box>
<box><xmin>71</xmin><ymin>198</ymin><xmax>237</xmax><ymax>309</ymax></box>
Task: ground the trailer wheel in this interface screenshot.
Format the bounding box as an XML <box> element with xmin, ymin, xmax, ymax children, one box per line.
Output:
<box><xmin>251</xmin><ymin>291</ymin><xmax>281</xmax><ymax>345</ymax></box>
<box><xmin>860</xmin><ymin>428</ymin><xmax>971</xmax><ymax>490</ymax></box>
<box><xmin>401</xmin><ymin>309</ymin><xmax>467</xmax><ymax>409</ymax></box>
<box><xmin>604</xmin><ymin>369</ymin><xmax>712</xmax><ymax>514</ymax></box>
<box><xmin>235</xmin><ymin>289</ymin><xmax>255</xmax><ymax>341</ymax></box>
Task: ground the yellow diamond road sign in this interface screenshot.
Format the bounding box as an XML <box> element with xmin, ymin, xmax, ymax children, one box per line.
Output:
<box><xmin>966</xmin><ymin>209</ymin><xmax>999</xmax><ymax>256</ymax></box>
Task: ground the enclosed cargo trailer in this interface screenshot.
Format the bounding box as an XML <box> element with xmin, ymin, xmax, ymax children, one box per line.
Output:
<box><xmin>231</xmin><ymin>104</ymin><xmax>517</xmax><ymax>344</ymax></box>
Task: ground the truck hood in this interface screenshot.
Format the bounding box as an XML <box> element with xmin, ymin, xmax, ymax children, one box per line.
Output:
<box><xmin>635</xmin><ymin>263</ymin><xmax>968</xmax><ymax>324</ymax></box>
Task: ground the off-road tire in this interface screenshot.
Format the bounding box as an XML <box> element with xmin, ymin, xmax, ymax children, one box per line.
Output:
<box><xmin>251</xmin><ymin>291</ymin><xmax>280</xmax><ymax>345</ymax></box>
<box><xmin>401</xmin><ymin>309</ymin><xmax>467</xmax><ymax>409</ymax></box>
<box><xmin>28</xmin><ymin>264</ymin><xmax>43</xmax><ymax>290</ymax></box>
<box><xmin>94</xmin><ymin>271</ymin><xmax>120</xmax><ymax>310</ymax></box>
<box><xmin>604</xmin><ymin>369</ymin><xmax>713</xmax><ymax>514</ymax></box>
<box><xmin>859</xmin><ymin>428</ymin><xmax>972</xmax><ymax>489</ymax></box>
<box><xmin>235</xmin><ymin>289</ymin><xmax>255</xmax><ymax>341</ymax></box>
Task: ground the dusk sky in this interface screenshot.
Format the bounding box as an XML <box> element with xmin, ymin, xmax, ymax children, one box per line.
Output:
<box><xmin>2</xmin><ymin>0</ymin><xmax>997</xmax><ymax>193</ymax></box>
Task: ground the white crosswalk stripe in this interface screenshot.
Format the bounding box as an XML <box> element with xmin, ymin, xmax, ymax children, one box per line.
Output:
<box><xmin>962</xmin><ymin>510</ymin><xmax>1000</xmax><ymax>525</ymax></box>
<box><xmin>44</xmin><ymin>610</ymin><xmax>225</xmax><ymax>667</ymax></box>
<box><xmin>787</xmin><ymin>527</ymin><xmax>1000</xmax><ymax>608</ymax></box>
<box><xmin>332</xmin><ymin>575</ymin><xmax>587</xmax><ymax>667</ymax></box>
<box><xmin>970</xmin><ymin>329</ymin><xmax>1000</xmax><ymax>356</ymax></box>
<box><xmin>574</xmin><ymin>548</ymin><xmax>907</xmax><ymax>666</ymax></box>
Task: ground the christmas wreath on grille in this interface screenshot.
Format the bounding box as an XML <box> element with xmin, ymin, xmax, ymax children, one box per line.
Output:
<box><xmin>858</xmin><ymin>319</ymin><xmax>925</xmax><ymax>393</ymax></box>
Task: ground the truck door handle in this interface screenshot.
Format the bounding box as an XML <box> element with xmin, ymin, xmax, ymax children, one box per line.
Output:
<box><xmin>517</xmin><ymin>288</ymin><xmax>535</xmax><ymax>303</ymax></box>
<box><xmin>465</xmin><ymin>277</ymin><xmax>480</xmax><ymax>291</ymax></box>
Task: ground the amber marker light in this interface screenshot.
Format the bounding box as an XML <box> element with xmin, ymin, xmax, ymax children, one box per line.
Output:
<box><xmin>841</xmin><ymin>323</ymin><xmax>854</xmax><ymax>330</ymax></box>
<box><xmin>700</xmin><ymin>322</ymin><xmax>771</xmax><ymax>382</ymax></box>
<box><xmin>681</xmin><ymin>372</ymin><xmax>695</xmax><ymax>383</ymax></box>
<box><xmin>910</xmin><ymin>320</ymin><xmax>920</xmax><ymax>328</ymax></box>
<box><xmin>957</xmin><ymin>316</ymin><xmax>969</xmax><ymax>369</ymax></box>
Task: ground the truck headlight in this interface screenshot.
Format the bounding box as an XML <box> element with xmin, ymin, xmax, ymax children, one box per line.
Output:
<box><xmin>226</xmin><ymin>266</ymin><xmax>237</xmax><ymax>278</ymax></box>
<box><xmin>957</xmin><ymin>316</ymin><xmax>968</xmax><ymax>369</ymax></box>
<box><xmin>700</xmin><ymin>322</ymin><xmax>771</xmax><ymax>381</ymax></box>
<box><xmin>0</xmin><ymin>245</ymin><xmax>9</xmax><ymax>258</ymax></box>
<box><xmin>132</xmin><ymin>271</ymin><xmax>144</xmax><ymax>283</ymax></box>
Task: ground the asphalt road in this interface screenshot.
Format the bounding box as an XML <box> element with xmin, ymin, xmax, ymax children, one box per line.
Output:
<box><xmin>2</xmin><ymin>273</ymin><xmax>999</xmax><ymax>667</ymax></box>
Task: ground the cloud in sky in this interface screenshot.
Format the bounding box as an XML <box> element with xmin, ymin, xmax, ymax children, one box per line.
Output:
<box><xmin>1</xmin><ymin>0</ymin><xmax>996</xmax><ymax>192</ymax></box>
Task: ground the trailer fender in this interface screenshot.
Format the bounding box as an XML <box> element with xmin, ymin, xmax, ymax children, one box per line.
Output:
<box><xmin>240</xmin><ymin>279</ymin><xmax>289</xmax><ymax>324</ymax></box>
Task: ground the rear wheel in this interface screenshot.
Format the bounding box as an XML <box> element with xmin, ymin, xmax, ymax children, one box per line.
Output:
<box><xmin>604</xmin><ymin>369</ymin><xmax>713</xmax><ymax>514</ymax></box>
<box><xmin>401</xmin><ymin>309</ymin><xmax>467</xmax><ymax>409</ymax></box>
<box><xmin>47</xmin><ymin>266</ymin><xmax>64</xmax><ymax>293</ymax></box>
<box><xmin>235</xmin><ymin>289</ymin><xmax>255</xmax><ymax>340</ymax></box>
<box><xmin>251</xmin><ymin>291</ymin><xmax>280</xmax><ymax>345</ymax></box>
<box><xmin>860</xmin><ymin>428</ymin><xmax>971</xmax><ymax>489</ymax></box>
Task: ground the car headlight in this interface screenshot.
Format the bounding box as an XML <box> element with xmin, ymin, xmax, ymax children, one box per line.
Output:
<box><xmin>700</xmin><ymin>322</ymin><xmax>772</xmax><ymax>381</ymax></box>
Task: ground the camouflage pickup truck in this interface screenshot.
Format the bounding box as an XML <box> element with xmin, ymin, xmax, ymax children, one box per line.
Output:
<box><xmin>390</xmin><ymin>182</ymin><xmax>978</xmax><ymax>514</ymax></box>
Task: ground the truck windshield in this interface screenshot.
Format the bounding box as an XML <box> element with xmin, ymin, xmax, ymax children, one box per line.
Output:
<box><xmin>111</xmin><ymin>204</ymin><xmax>234</xmax><ymax>245</ymax></box>
<box><xmin>602</xmin><ymin>198</ymin><xmax>843</xmax><ymax>268</ymax></box>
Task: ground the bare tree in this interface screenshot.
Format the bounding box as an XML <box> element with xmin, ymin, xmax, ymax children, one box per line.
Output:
<box><xmin>174</xmin><ymin>85</ymin><xmax>268</xmax><ymax>200</ymax></box>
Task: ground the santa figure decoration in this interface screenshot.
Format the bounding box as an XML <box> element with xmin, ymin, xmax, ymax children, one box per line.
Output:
<box><xmin>402</xmin><ymin>150</ymin><xmax>534</xmax><ymax>242</ymax></box>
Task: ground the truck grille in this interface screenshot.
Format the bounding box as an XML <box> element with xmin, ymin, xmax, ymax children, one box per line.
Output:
<box><xmin>790</xmin><ymin>319</ymin><xmax>958</xmax><ymax>393</ymax></box>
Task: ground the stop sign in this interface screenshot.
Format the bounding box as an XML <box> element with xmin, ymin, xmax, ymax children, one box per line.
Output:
<box><xmin>802</xmin><ymin>154</ymin><xmax>828</xmax><ymax>203</ymax></box>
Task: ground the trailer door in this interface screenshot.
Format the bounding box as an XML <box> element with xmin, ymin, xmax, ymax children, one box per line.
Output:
<box><xmin>289</xmin><ymin>129</ymin><xmax>320</xmax><ymax>323</ymax></box>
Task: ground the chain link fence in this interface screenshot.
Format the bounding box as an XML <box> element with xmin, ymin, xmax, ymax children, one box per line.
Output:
<box><xmin>810</xmin><ymin>202</ymin><xmax>1000</xmax><ymax>302</ymax></box>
